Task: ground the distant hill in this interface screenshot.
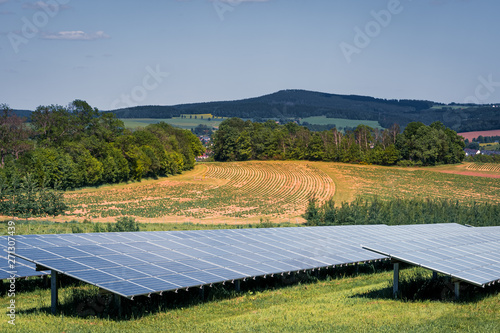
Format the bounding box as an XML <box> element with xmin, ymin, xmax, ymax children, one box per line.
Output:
<box><xmin>105</xmin><ymin>90</ymin><xmax>499</xmax><ymax>131</ymax></box>
<box><xmin>10</xmin><ymin>90</ymin><xmax>500</xmax><ymax>131</ymax></box>
<box><xmin>12</xmin><ymin>109</ymin><xmax>33</xmax><ymax>119</ymax></box>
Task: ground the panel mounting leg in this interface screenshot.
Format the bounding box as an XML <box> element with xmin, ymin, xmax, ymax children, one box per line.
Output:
<box><xmin>199</xmin><ymin>286</ymin><xmax>205</xmax><ymax>301</ymax></box>
<box><xmin>235</xmin><ymin>280</ymin><xmax>241</xmax><ymax>292</ymax></box>
<box><xmin>51</xmin><ymin>270</ymin><xmax>58</xmax><ymax>315</ymax></box>
<box><xmin>393</xmin><ymin>262</ymin><xmax>399</xmax><ymax>299</ymax></box>
<box><xmin>454</xmin><ymin>281</ymin><xmax>460</xmax><ymax>300</ymax></box>
<box><xmin>114</xmin><ymin>294</ymin><xmax>122</xmax><ymax>318</ymax></box>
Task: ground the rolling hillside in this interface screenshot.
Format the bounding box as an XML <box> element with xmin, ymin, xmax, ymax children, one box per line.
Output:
<box><xmin>11</xmin><ymin>90</ymin><xmax>500</xmax><ymax>131</ymax></box>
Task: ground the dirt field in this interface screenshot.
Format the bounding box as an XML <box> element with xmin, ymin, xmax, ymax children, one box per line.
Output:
<box><xmin>457</xmin><ymin>129</ymin><xmax>500</xmax><ymax>141</ymax></box>
<box><xmin>4</xmin><ymin>161</ymin><xmax>499</xmax><ymax>224</ymax></box>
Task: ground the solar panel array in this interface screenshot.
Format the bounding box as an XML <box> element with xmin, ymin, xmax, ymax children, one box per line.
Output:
<box><xmin>0</xmin><ymin>237</ymin><xmax>49</xmax><ymax>279</ymax></box>
<box><xmin>363</xmin><ymin>226</ymin><xmax>500</xmax><ymax>287</ymax></box>
<box><xmin>6</xmin><ymin>223</ymin><xmax>499</xmax><ymax>297</ymax></box>
<box><xmin>7</xmin><ymin>225</ymin><xmax>389</xmax><ymax>298</ymax></box>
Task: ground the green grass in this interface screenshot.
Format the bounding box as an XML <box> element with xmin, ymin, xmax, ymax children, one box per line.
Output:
<box><xmin>122</xmin><ymin>116</ymin><xmax>382</xmax><ymax>131</ymax></box>
<box><xmin>121</xmin><ymin>116</ymin><xmax>226</xmax><ymax>130</ymax></box>
<box><xmin>300</xmin><ymin>116</ymin><xmax>383</xmax><ymax>130</ymax></box>
<box><xmin>2</xmin><ymin>266</ymin><xmax>498</xmax><ymax>332</ymax></box>
<box><xmin>0</xmin><ymin>219</ymin><xmax>298</xmax><ymax>236</ymax></box>
<box><xmin>480</xmin><ymin>143</ymin><xmax>500</xmax><ymax>151</ymax></box>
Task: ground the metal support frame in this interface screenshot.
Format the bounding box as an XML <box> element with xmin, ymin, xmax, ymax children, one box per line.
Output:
<box><xmin>432</xmin><ymin>271</ymin><xmax>438</xmax><ymax>280</ymax></box>
<box><xmin>199</xmin><ymin>286</ymin><xmax>205</xmax><ymax>300</ymax></box>
<box><xmin>393</xmin><ymin>262</ymin><xmax>399</xmax><ymax>299</ymax></box>
<box><xmin>114</xmin><ymin>294</ymin><xmax>122</xmax><ymax>317</ymax></box>
<box><xmin>51</xmin><ymin>270</ymin><xmax>58</xmax><ymax>315</ymax></box>
<box><xmin>454</xmin><ymin>281</ymin><xmax>460</xmax><ymax>300</ymax></box>
<box><xmin>235</xmin><ymin>280</ymin><xmax>241</xmax><ymax>292</ymax></box>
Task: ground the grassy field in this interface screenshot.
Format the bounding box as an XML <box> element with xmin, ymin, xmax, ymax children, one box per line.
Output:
<box><xmin>300</xmin><ymin>116</ymin><xmax>383</xmax><ymax>129</ymax></box>
<box><xmin>121</xmin><ymin>115</ymin><xmax>382</xmax><ymax>131</ymax></box>
<box><xmin>2</xmin><ymin>266</ymin><xmax>498</xmax><ymax>332</ymax></box>
<box><xmin>121</xmin><ymin>115</ymin><xmax>226</xmax><ymax>130</ymax></box>
<box><xmin>10</xmin><ymin>161</ymin><xmax>494</xmax><ymax>225</ymax></box>
<box><xmin>316</xmin><ymin>162</ymin><xmax>500</xmax><ymax>204</ymax></box>
<box><xmin>479</xmin><ymin>143</ymin><xmax>500</xmax><ymax>151</ymax></box>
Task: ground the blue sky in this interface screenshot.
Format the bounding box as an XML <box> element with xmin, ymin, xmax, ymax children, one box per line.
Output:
<box><xmin>1</xmin><ymin>0</ymin><xmax>499</xmax><ymax>110</ymax></box>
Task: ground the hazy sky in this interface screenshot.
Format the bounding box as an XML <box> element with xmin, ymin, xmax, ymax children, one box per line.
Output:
<box><xmin>1</xmin><ymin>0</ymin><xmax>499</xmax><ymax>110</ymax></box>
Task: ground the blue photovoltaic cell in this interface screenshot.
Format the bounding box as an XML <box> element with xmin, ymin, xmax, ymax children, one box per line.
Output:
<box><xmin>204</xmin><ymin>268</ymin><xmax>245</xmax><ymax>281</ymax></box>
<box><xmin>73</xmin><ymin>257</ymin><xmax>120</xmax><ymax>269</ymax></box>
<box><xmin>100</xmin><ymin>255</ymin><xmax>148</xmax><ymax>266</ymax></box>
<box><xmin>101</xmin><ymin>266</ymin><xmax>150</xmax><ymax>280</ymax></box>
<box><xmin>69</xmin><ymin>269</ymin><xmax>122</xmax><ymax>284</ymax></box>
<box><xmin>71</xmin><ymin>245</ymin><xmax>119</xmax><ymax>256</ymax></box>
<box><xmin>9</xmin><ymin>223</ymin><xmax>497</xmax><ymax>298</ymax></box>
<box><xmin>101</xmin><ymin>243</ymin><xmax>144</xmax><ymax>253</ymax></box>
<box><xmin>149</xmin><ymin>250</ymin><xmax>191</xmax><ymax>261</ymax></box>
<box><xmin>128</xmin><ymin>252</ymin><xmax>172</xmax><ymax>263</ymax></box>
<box><xmin>183</xmin><ymin>270</ymin><xmax>225</xmax><ymax>284</ymax></box>
<box><xmin>37</xmin><ymin>258</ymin><xmax>90</xmax><ymax>272</ymax></box>
<box><xmin>137</xmin><ymin>277</ymin><xmax>180</xmax><ymax>291</ymax></box>
<box><xmin>99</xmin><ymin>280</ymin><xmax>153</xmax><ymax>296</ymax></box>
<box><xmin>0</xmin><ymin>255</ymin><xmax>49</xmax><ymax>279</ymax></box>
<box><xmin>42</xmin><ymin>246</ymin><xmax>92</xmax><ymax>258</ymax></box>
<box><xmin>158</xmin><ymin>261</ymin><xmax>196</xmax><ymax>274</ymax></box>
<box><xmin>181</xmin><ymin>259</ymin><xmax>220</xmax><ymax>271</ymax></box>
<box><xmin>159</xmin><ymin>274</ymin><xmax>203</xmax><ymax>287</ymax></box>
<box><xmin>224</xmin><ymin>265</ymin><xmax>266</xmax><ymax>277</ymax></box>
<box><xmin>363</xmin><ymin>226</ymin><xmax>500</xmax><ymax>287</ymax></box>
<box><xmin>15</xmin><ymin>248</ymin><xmax>63</xmax><ymax>261</ymax></box>
<box><xmin>131</xmin><ymin>264</ymin><xmax>175</xmax><ymax>277</ymax></box>
<box><xmin>203</xmin><ymin>257</ymin><xmax>238</xmax><ymax>267</ymax></box>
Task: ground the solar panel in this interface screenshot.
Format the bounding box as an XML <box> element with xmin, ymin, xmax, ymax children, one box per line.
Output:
<box><xmin>0</xmin><ymin>237</ymin><xmax>49</xmax><ymax>279</ymax></box>
<box><xmin>7</xmin><ymin>225</ymin><xmax>391</xmax><ymax>298</ymax></box>
<box><xmin>363</xmin><ymin>226</ymin><xmax>500</xmax><ymax>287</ymax></box>
<box><xmin>9</xmin><ymin>223</ymin><xmax>486</xmax><ymax>298</ymax></box>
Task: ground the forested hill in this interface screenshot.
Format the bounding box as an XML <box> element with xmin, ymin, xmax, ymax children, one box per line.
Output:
<box><xmin>12</xmin><ymin>89</ymin><xmax>500</xmax><ymax>132</ymax></box>
<box><xmin>105</xmin><ymin>90</ymin><xmax>500</xmax><ymax>131</ymax></box>
<box><xmin>106</xmin><ymin>90</ymin><xmax>436</xmax><ymax>128</ymax></box>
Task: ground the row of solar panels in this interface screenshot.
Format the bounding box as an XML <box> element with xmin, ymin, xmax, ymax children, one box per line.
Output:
<box><xmin>3</xmin><ymin>223</ymin><xmax>500</xmax><ymax>298</ymax></box>
<box><xmin>363</xmin><ymin>224</ymin><xmax>500</xmax><ymax>287</ymax></box>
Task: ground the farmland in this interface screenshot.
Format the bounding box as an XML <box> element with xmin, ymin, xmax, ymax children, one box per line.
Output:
<box><xmin>121</xmin><ymin>115</ymin><xmax>382</xmax><ymax>132</ymax></box>
<box><xmin>300</xmin><ymin>116</ymin><xmax>383</xmax><ymax>130</ymax></box>
<box><xmin>56</xmin><ymin>161</ymin><xmax>500</xmax><ymax>224</ymax></box>
<box><xmin>458</xmin><ymin>129</ymin><xmax>500</xmax><ymax>141</ymax></box>
<box><xmin>121</xmin><ymin>115</ymin><xmax>226</xmax><ymax>130</ymax></box>
<box><xmin>63</xmin><ymin>161</ymin><xmax>335</xmax><ymax>224</ymax></box>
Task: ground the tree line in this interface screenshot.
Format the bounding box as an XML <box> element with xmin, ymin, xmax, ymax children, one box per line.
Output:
<box><xmin>303</xmin><ymin>197</ymin><xmax>500</xmax><ymax>227</ymax></box>
<box><xmin>0</xmin><ymin>101</ymin><xmax>204</xmax><ymax>191</ymax></box>
<box><xmin>0</xmin><ymin>173</ymin><xmax>67</xmax><ymax>217</ymax></box>
<box><xmin>212</xmin><ymin>118</ymin><xmax>465</xmax><ymax>166</ymax></box>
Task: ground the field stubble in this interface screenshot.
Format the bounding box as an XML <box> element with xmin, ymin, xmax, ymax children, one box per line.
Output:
<box><xmin>53</xmin><ymin>161</ymin><xmax>500</xmax><ymax>224</ymax></box>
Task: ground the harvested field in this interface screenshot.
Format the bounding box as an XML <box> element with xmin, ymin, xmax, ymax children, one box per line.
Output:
<box><xmin>63</xmin><ymin>161</ymin><xmax>335</xmax><ymax>223</ymax></box>
<box><xmin>31</xmin><ymin>161</ymin><xmax>499</xmax><ymax>224</ymax></box>
<box><xmin>458</xmin><ymin>129</ymin><xmax>500</xmax><ymax>141</ymax></box>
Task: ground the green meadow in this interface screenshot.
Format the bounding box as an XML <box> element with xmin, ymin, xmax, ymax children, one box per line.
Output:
<box><xmin>2</xmin><ymin>264</ymin><xmax>498</xmax><ymax>332</ymax></box>
<box><xmin>121</xmin><ymin>115</ymin><xmax>226</xmax><ymax>130</ymax></box>
<box><xmin>300</xmin><ymin>116</ymin><xmax>383</xmax><ymax>130</ymax></box>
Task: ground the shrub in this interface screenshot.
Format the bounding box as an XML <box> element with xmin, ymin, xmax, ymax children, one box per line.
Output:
<box><xmin>107</xmin><ymin>216</ymin><xmax>140</xmax><ymax>232</ymax></box>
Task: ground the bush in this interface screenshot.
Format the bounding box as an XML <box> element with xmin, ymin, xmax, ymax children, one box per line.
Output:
<box><xmin>107</xmin><ymin>216</ymin><xmax>140</xmax><ymax>232</ymax></box>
